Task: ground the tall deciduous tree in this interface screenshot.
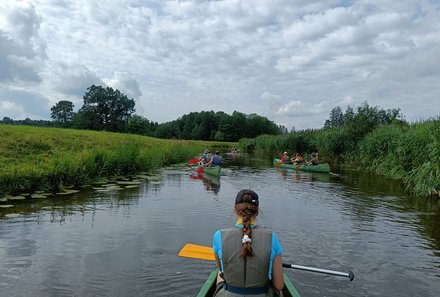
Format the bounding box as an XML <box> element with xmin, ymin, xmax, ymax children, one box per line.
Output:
<box><xmin>77</xmin><ymin>85</ymin><xmax>135</xmax><ymax>132</ymax></box>
<box><xmin>50</xmin><ymin>100</ymin><xmax>74</xmax><ymax>127</ymax></box>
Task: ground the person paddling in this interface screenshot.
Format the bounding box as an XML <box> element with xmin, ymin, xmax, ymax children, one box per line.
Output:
<box><xmin>207</xmin><ymin>150</ymin><xmax>222</xmax><ymax>167</ymax></box>
<box><xmin>291</xmin><ymin>153</ymin><xmax>304</xmax><ymax>167</ymax></box>
<box><xmin>212</xmin><ymin>189</ymin><xmax>284</xmax><ymax>296</ymax></box>
<box><xmin>200</xmin><ymin>149</ymin><xmax>211</xmax><ymax>166</ymax></box>
<box><xmin>307</xmin><ymin>153</ymin><xmax>318</xmax><ymax>166</ymax></box>
<box><xmin>280</xmin><ymin>151</ymin><xmax>290</xmax><ymax>164</ymax></box>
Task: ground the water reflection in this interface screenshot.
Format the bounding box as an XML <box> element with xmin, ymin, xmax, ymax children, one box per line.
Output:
<box><xmin>189</xmin><ymin>173</ymin><xmax>221</xmax><ymax>194</ymax></box>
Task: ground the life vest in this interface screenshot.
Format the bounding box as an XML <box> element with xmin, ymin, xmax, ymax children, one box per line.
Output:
<box><xmin>220</xmin><ymin>227</ymin><xmax>272</xmax><ymax>296</ymax></box>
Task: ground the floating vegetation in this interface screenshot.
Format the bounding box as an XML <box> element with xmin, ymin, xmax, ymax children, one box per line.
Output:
<box><xmin>0</xmin><ymin>204</ymin><xmax>14</xmax><ymax>208</ymax></box>
<box><xmin>0</xmin><ymin>197</ymin><xmax>7</xmax><ymax>202</ymax></box>
<box><xmin>116</xmin><ymin>181</ymin><xmax>141</xmax><ymax>185</ymax></box>
<box><xmin>94</xmin><ymin>188</ymin><xmax>112</xmax><ymax>192</ymax></box>
<box><xmin>4</xmin><ymin>213</ymin><xmax>21</xmax><ymax>218</ymax></box>
<box><xmin>55</xmin><ymin>189</ymin><xmax>80</xmax><ymax>196</ymax></box>
<box><xmin>31</xmin><ymin>194</ymin><xmax>49</xmax><ymax>199</ymax></box>
<box><xmin>124</xmin><ymin>185</ymin><xmax>139</xmax><ymax>189</ymax></box>
<box><xmin>7</xmin><ymin>196</ymin><xmax>26</xmax><ymax>200</ymax></box>
<box><xmin>134</xmin><ymin>175</ymin><xmax>150</xmax><ymax>179</ymax></box>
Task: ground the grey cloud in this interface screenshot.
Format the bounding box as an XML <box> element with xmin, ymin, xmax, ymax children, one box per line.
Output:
<box><xmin>0</xmin><ymin>87</ymin><xmax>51</xmax><ymax>120</ymax></box>
<box><xmin>0</xmin><ymin>2</ymin><xmax>45</xmax><ymax>84</ymax></box>
<box><xmin>53</xmin><ymin>64</ymin><xmax>104</xmax><ymax>97</ymax></box>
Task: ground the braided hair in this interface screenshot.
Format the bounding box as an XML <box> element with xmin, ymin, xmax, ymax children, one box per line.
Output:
<box><xmin>234</xmin><ymin>191</ymin><xmax>259</xmax><ymax>257</ymax></box>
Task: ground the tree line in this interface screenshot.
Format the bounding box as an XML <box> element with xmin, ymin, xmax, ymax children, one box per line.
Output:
<box><xmin>1</xmin><ymin>85</ymin><xmax>282</xmax><ymax>142</ymax></box>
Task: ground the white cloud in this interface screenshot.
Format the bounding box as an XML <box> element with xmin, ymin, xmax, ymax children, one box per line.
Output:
<box><xmin>0</xmin><ymin>0</ymin><xmax>439</xmax><ymax>128</ymax></box>
<box><xmin>276</xmin><ymin>101</ymin><xmax>304</xmax><ymax>116</ymax></box>
<box><xmin>105</xmin><ymin>72</ymin><xmax>143</xmax><ymax>100</ymax></box>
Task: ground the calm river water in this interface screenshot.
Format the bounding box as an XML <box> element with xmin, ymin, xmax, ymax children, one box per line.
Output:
<box><xmin>0</xmin><ymin>153</ymin><xmax>439</xmax><ymax>297</ymax></box>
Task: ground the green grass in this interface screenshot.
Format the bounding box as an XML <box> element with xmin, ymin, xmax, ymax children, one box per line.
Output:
<box><xmin>0</xmin><ymin>124</ymin><xmax>232</xmax><ymax>196</ymax></box>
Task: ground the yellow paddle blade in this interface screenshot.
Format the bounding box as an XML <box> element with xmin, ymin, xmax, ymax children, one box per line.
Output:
<box><xmin>178</xmin><ymin>243</ymin><xmax>215</xmax><ymax>261</ymax></box>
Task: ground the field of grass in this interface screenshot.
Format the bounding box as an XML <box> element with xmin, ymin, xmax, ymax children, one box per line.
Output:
<box><xmin>0</xmin><ymin>124</ymin><xmax>231</xmax><ymax>197</ymax></box>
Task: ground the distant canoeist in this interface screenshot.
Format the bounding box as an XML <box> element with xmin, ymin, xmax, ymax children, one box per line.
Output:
<box><xmin>291</xmin><ymin>153</ymin><xmax>304</xmax><ymax>167</ymax></box>
<box><xmin>307</xmin><ymin>153</ymin><xmax>318</xmax><ymax>166</ymax></box>
<box><xmin>207</xmin><ymin>151</ymin><xmax>222</xmax><ymax>167</ymax></box>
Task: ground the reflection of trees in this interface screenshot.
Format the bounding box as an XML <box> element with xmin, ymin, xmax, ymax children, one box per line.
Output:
<box><xmin>397</xmin><ymin>195</ymin><xmax>440</xmax><ymax>252</ymax></box>
<box><xmin>418</xmin><ymin>211</ymin><xmax>440</xmax><ymax>252</ymax></box>
<box><xmin>335</xmin><ymin>170</ymin><xmax>401</xmax><ymax>224</ymax></box>
<box><xmin>337</xmin><ymin>169</ymin><xmax>440</xmax><ymax>252</ymax></box>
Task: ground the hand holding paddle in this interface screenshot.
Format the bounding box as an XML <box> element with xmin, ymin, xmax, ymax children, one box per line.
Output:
<box><xmin>178</xmin><ymin>243</ymin><xmax>354</xmax><ymax>281</ymax></box>
<box><xmin>189</xmin><ymin>158</ymin><xmax>201</xmax><ymax>164</ymax></box>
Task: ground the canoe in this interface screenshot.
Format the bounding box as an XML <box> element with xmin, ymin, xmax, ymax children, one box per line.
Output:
<box><xmin>273</xmin><ymin>158</ymin><xmax>330</xmax><ymax>173</ymax></box>
<box><xmin>197</xmin><ymin>268</ymin><xmax>301</xmax><ymax>297</ymax></box>
<box><xmin>197</xmin><ymin>165</ymin><xmax>221</xmax><ymax>176</ymax></box>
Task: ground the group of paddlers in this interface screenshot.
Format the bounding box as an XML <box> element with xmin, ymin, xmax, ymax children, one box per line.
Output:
<box><xmin>199</xmin><ymin>149</ymin><xmax>222</xmax><ymax>167</ymax></box>
<box><xmin>280</xmin><ymin>151</ymin><xmax>319</xmax><ymax>167</ymax></box>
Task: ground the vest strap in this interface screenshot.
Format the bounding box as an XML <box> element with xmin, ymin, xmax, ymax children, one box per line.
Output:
<box><xmin>224</xmin><ymin>283</ymin><xmax>268</xmax><ymax>295</ymax></box>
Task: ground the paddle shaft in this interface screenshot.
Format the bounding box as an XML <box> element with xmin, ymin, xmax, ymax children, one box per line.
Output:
<box><xmin>178</xmin><ymin>243</ymin><xmax>354</xmax><ymax>281</ymax></box>
<box><xmin>282</xmin><ymin>263</ymin><xmax>354</xmax><ymax>281</ymax></box>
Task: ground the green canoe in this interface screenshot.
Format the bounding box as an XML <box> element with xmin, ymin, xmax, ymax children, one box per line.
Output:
<box><xmin>196</xmin><ymin>268</ymin><xmax>301</xmax><ymax>297</ymax></box>
<box><xmin>273</xmin><ymin>158</ymin><xmax>330</xmax><ymax>173</ymax></box>
<box><xmin>197</xmin><ymin>165</ymin><xmax>221</xmax><ymax>176</ymax></box>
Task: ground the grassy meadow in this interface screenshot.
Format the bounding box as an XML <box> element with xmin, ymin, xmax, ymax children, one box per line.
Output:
<box><xmin>0</xmin><ymin>124</ymin><xmax>229</xmax><ymax>197</ymax></box>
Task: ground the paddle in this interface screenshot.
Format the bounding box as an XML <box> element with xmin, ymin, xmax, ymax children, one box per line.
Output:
<box><xmin>197</xmin><ymin>165</ymin><xmax>205</xmax><ymax>174</ymax></box>
<box><xmin>187</xmin><ymin>158</ymin><xmax>202</xmax><ymax>168</ymax></box>
<box><xmin>178</xmin><ymin>243</ymin><xmax>354</xmax><ymax>281</ymax></box>
<box><xmin>275</xmin><ymin>160</ymin><xmax>284</xmax><ymax>166</ymax></box>
<box><xmin>189</xmin><ymin>158</ymin><xmax>201</xmax><ymax>164</ymax></box>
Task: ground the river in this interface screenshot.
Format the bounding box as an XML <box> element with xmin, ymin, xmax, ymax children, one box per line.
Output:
<box><xmin>0</xmin><ymin>152</ymin><xmax>439</xmax><ymax>297</ymax></box>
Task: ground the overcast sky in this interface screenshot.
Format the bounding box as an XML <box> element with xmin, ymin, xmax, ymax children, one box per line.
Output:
<box><xmin>1</xmin><ymin>0</ymin><xmax>439</xmax><ymax>130</ymax></box>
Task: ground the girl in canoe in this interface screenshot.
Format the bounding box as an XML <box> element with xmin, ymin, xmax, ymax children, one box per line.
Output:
<box><xmin>200</xmin><ymin>149</ymin><xmax>212</xmax><ymax>166</ymax></box>
<box><xmin>291</xmin><ymin>153</ymin><xmax>304</xmax><ymax>167</ymax></box>
<box><xmin>212</xmin><ymin>189</ymin><xmax>284</xmax><ymax>296</ymax></box>
<box><xmin>280</xmin><ymin>151</ymin><xmax>290</xmax><ymax>163</ymax></box>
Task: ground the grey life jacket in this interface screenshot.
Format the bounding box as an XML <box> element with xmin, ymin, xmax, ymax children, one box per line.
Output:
<box><xmin>221</xmin><ymin>227</ymin><xmax>272</xmax><ymax>289</ymax></box>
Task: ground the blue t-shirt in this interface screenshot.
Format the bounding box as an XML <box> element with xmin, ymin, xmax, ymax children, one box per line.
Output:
<box><xmin>212</xmin><ymin>227</ymin><xmax>282</xmax><ymax>280</ymax></box>
<box><xmin>211</xmin><ymin>155</ymin><xmax>222</xmax><ymax>166</ymax></box>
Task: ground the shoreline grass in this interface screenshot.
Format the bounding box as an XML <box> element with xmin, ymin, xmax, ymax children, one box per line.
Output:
<box><xmin>239</xmin><ymin>117</ymin><xmax>440</xmax><ymax>198</ymax></box>
<box><xmin>0</xmin><ymin>124</ymin><xmax>231</xmax><ymax>197</ymax></box>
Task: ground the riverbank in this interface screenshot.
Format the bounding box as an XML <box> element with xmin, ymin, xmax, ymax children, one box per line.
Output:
<box><xmin>0</xmin><ymin>124</ymin><xmax>231</xmax><ymax>197</ymax></box>
<box><xmin>239</xmin><ymin>117</ymin><xmax>440</xmax><ymax>198</ymax></box>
